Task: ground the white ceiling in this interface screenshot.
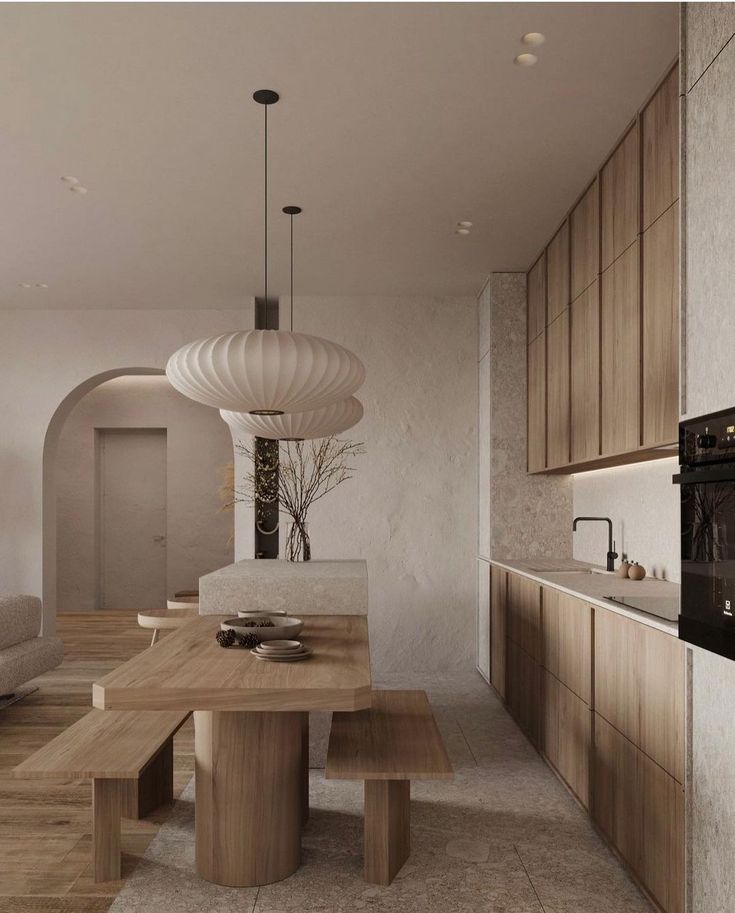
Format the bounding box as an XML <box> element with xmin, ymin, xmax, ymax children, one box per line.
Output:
<box><xmin>1</xmin><ymin>2</ymin><xmax>678</xmax><ymax>308</ymax></box>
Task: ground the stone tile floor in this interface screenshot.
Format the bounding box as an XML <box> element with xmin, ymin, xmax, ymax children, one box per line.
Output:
<box><xmin>108</xmin><ymin>674</ymin><xmax>653</xmax><ymax>913</ymax></box>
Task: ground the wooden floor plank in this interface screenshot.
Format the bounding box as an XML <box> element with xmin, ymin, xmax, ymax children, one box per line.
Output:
<box><xmin>0</xmin><ymin>611</ymin><xmax>194</xmax><ymax>912</ymax></box>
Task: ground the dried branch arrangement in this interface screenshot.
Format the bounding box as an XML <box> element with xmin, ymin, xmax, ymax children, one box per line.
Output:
<box><xmin>233</xmin><ymin>437</ymin><xmax>365</xmax><ymax>561</ymax></box>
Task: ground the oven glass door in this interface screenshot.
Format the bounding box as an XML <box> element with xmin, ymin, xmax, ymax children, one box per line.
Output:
<box><xmin>681</xmin><ymin>476</ymin><xmax>735</xmax><ymax>630</ymax></box>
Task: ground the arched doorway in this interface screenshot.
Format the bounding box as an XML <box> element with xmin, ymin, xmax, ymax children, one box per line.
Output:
<box><xmin>43</xmin><ymin>368</ymin><xmax>234</xmax><ymax>620</ymax></box>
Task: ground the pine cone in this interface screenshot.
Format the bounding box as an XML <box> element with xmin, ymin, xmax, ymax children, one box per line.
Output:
<box><xmin>254</xmin><ymin>618</ymin><xmax>275</xmax><ymax>628</ymax></box>
<box><xmin>239</xmin><ymin>619</ymin><xmax>257</xmax><ymax>627</ymax></box>
<box><xmin>236</xmin><ymin>632</ymin><xmax>260</xmax><ymax>649</ymax></box>
<box><xmin>216</xmin><ymin>629</ymin><xmax>236</xmax><ymax>648</ymax></box>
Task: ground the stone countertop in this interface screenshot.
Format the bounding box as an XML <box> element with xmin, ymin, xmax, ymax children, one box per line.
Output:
<box><xmin>489</xmin><ymin>556</ymin><xmax>680</xmax><ymax>636</ymax></box>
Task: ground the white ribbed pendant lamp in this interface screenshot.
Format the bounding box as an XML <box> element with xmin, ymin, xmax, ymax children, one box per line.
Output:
<box><xmin>166</xmin><ymin>90</ymin><xmax>365</xmax><ymax>416</ymax></box>
<box><xmin>222</xmin><ymin>396</ymin><xmax>363</xmax><ymax>441</ymax></box>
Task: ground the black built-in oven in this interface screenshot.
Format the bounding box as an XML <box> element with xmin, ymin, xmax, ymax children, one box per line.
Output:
<box><xmin>675</xmin><ymin>406</ymin><xmax>735</xmax><ymax>659</ymax></box>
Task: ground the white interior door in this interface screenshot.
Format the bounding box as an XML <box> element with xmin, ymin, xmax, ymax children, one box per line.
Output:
<box><xmin>98</xmin><ymin>428</ymin><xmax>167</xmax><ymax>609</ymax></box>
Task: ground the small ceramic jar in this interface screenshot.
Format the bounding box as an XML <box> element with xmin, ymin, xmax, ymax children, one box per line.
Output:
<box><xmin>617</xmin><ymin>561</ymin><xmax>631</xmax><ymax>578</ymax></box>
<box><xmin>628</xmin><ymin>562</ymin><xmax>646</xmax><ymax>581</ymax></box>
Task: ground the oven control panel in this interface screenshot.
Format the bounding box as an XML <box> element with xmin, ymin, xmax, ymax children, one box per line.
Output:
<box><xmin>681</xmin><ymin>410</ymin><xmax>735</xmax><ymax>466</ymax></box>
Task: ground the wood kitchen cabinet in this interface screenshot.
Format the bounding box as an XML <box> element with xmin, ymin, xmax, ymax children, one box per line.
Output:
<box><xmin>527</xmin><ymin>333</ymin><xmax>546</xmax><ymax>472</ymax></box>
<box><xmin>642</xmin><ymin>64</ymin><xmax>679</xmax><ymax>231</ymax></box>
<box><xmin>594</xmin><ymin>605</ymin><xmax>685</xmax><ymax>783</ymax></box>
<box><xmin>543</xmin><ymin>671</ymin><xmax>591</xmax><ymax>807</ymax></box>
<box><xmin>546</xmin><ymin>221</ymin><xmax>570</xmax><ymax>324</ymax></box>
<box><xmin>642</xmin><ymin>201</ymin><xmax>680</xmax><ymax>447</ymax></box>
<box><xmin>541</xmin><ymin>588</ymin><xmax>592</xmax><ymax>704</ymax></box>
<box><xmin>601</xmin><ymin>242</ymin><xmax>640</xmax><ymax>455</ymax></box>
<box><xmin>601</xmin><ymin>122</ymin><xmax>639</xmax><ymax>271</ymax></box>
<box><xmin>546</xmin><ymin>309</ymin><xmax>570</xmax><ymax>469</ymax></box>
<box><xmin>490</xmin><ymin>565</ymin><xmax>507</xmax><ymax>699</ymax></box>
<box><xmin>570</xmin><ymin>180</ymin><xmax>599</xmax><ymax>300</ymax></box>
<box><xmin>507</xmin><ymin>573</ymin><xmax>542</xmax><ymax>661</ymax></box>
<box><xmin>507</xmin><ymin>639</ymin><xmax>542</xmax><ymax>747</ymax></box>
<box><xmin>527</xmin><ymin>253</ymin><xmax>546</xmax><ymax>343</ymax></box>
<box><xmin>570</xmin><ymin>280</ymin><xmax>600</xmax><ymax>463</ymax></box>
<box><xmin>594</xmin><ymin>714</ymin><xmax>684</xmax><ymax>913</ymax></box>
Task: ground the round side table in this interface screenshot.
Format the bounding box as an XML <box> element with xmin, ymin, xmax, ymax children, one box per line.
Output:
<box><xmin>137</xmin><ymin>607</ymin><xmax>199</xmax><ymax>646</ymax></box>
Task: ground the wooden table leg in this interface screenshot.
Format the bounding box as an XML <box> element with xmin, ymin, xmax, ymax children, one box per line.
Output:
<box><xmin>150</xmin><ymin>629</ymin><xmax>159</xmax><ymax>646</ymax></box>
<box><xmin>364</xmin><ymin>779</ymin><xmax>410</xmax><ymax>886</ymax></box>
<box><xmin>92</xmin><ymin>778</ymin><xmax>122</xmax><ymax>883</ymax></box>
<box><xmin>195</xmin><ymin>710</ymin><xmax>302</xmax><ymax>886</ymax></box>
<box><xmin>301</xmin><ymin>712</ymin><xmax>309</xmax><ymax>826</ymax></box>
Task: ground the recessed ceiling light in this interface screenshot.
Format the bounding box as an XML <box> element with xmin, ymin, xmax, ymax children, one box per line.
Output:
<box><xmin>514</xmin><ymin>53</ymin><xmax>538</xmax><ymax>67</ymax></box>
<box><xmin>60</xmin><ymin>175</ymin><xmax>79</xmax><ymax>185</ymax></box>
<box><xmin>18</xmin><ymin>282</ymin><xmax>33</xmax><ymax>289</ymax></box>
<box><xmin>18</xmin><ymin>282</ymin><xmax>48</xmax><ymax>289</ymax></box>
<box><xmin>521</xmin><ymin>32</ymin><xmax>546</xmax><ymax>47</ymax></box>
<box><xmin>69</xmin><ymin>185</ymin><xmax>89</xmax><ymax>194</ymax></box>
<box><xmin>456</xmin><ymin>228</ymin><xmax>471</xmax><ymax>236</ymax></box>
<box><xmin>35</xmin><ymin>283</ymin><xmax>49</xmax><ymax>289</ymax></box>
<box><xmin>457</xmin><ymin>221</ymin><xmax>473</xmax><ymax>228</ymax></box>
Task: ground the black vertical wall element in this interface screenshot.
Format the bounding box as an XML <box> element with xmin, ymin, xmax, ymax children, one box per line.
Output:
<box><xmin>253</xmin><ymin>297</ymin><xmax>279</xmax><ymax>558</ymax></box>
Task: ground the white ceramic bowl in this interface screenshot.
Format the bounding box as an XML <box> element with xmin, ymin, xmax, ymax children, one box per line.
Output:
<box><xmin>237</xmin><ymin>609</ymin><xmax>287</xmax><ymax>617</ymax></box>
<box><xmin>221</xmin><ymin>616</ymin><xmax>304</xmax><ymax>641</ymax></box>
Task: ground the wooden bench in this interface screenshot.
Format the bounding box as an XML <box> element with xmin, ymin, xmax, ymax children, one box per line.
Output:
<box><xmin>326</xmin><ymin>690</ymin><xmax>453</xmax><ymax>885</ymax></box>
<box><xmin>13</xmin><ymin>708</ymin><xmax>189</xmax><ymax>882</ymax></box>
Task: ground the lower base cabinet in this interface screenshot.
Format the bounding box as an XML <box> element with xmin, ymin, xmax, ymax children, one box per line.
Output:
<box><xmin>506</xmin><ymin>639</ymin><xmax>541</xmax><ymax>747</ymax></box>
<box><xmin>593</xmin><ymin>714</ymin><xmax>684</xmax><ymax>913</ymax></box>
<box><xmin>542</xmin><ymin>671</ymin><xmax>591</xmax><ymax>808</ymax></box>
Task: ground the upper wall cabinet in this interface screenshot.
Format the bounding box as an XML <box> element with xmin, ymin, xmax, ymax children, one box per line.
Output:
<box><xmin>570</xmin><ymin>180</ymin><xmax>599</xmax><ymax>301</ymax></box>
<box><xmin>526</xmin><ymin>62</ymin><xmax>679</xmax><ymax>475</ymax></box>
<box><xmin>600</xmin><ymin>123</ymin><xmax>640</xmax><ymax>271</ymax></box>
<box><xmin>546</xmin><ymin>221</ymin><xmax>570</xmax><ymax>324</ymax></box>
<box><xmin>527</xmin><ymin>254</ymin><xmax>546</xmax><ymax>343</ymax></box>
<box><xmin>642</xmin><ymin>64</ymin><xmax>679</xmax><ymax>231</ymax></box>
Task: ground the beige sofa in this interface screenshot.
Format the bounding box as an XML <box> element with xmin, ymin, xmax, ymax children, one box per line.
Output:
<box><xmin>0</xmin><ymin>596</ymin><xmax>63</xmax><ymax>696</ymax></box>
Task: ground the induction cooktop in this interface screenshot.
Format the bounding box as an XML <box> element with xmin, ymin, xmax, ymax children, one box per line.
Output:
<box><xmin>604</xmin><ymin>595</ymin><xmax>680</xmax><ymax>623</ymax></box>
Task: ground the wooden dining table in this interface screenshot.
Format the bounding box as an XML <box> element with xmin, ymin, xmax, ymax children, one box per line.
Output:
<box><xmin>92</xmin><ymin>614</ymin><xmax>372</xmax><ymax>887</ymax></box>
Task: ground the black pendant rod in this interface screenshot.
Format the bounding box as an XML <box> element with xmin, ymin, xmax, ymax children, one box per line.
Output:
<box><xmin>282</xmin><ymin>205</ymin><xmax>301</xmax><ymax>332</ymax></box>
<box><xmin>253</xmin><ymin>89</ymin><xmax>279</xmax><ymax>330</ymax></box>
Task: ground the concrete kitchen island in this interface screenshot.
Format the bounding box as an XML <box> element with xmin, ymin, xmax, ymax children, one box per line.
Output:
<box><xmin>199</xmin><ymin>559</ymin><xmax>368</xmax><ymax>616</ymax></box>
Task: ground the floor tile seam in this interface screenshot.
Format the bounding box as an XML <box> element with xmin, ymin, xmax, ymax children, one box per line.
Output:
<box><xmin>513</xmin><ymin>844</ymin><xmax>549</xmax><ymax>913</ymax></box>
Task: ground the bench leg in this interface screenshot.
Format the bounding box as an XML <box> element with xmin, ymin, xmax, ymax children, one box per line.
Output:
<box><xmin>93</xmin><ymin>778</ymin><xmax>122</xmax><ymax>882</ymax></box>
<box><xmin>150</xmin><ymin>629</ymin><xmax>159</xmax><ymax>646</ymax></box>
<box><xmin>122</xmin><ymin>736</ymin><xmax>174</xmax><ymax>819</ymax></box>
<box><xmin>301</xmin><ymin>712</ymin><xmax>309</xmax><ymax>826</ymax></box>
<box><xmin>364</xmin><ymin>779</ymin><xmax>410</xmax><ymax>886</ymax></box>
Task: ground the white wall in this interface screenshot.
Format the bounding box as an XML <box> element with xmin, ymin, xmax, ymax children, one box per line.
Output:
<box><xmin>0</xmin><ymin>307</ymin><xmax>252</xmax><ymax>632</ymax></box>
<box><xmin>236</xmin><ymin>295</ymin><xmax>476</xmax><ymax>676</ymax></box>
<box><xmin>572</xmin><ymin>458</ymin><xmax>680</xmax><ymax>581</ymax></box>
<box><xmin>55</xmin><ymin>376</ymin><xmax>234</xmax><ymax>611</ymax></box>
<box><xmin>682</xmin><ymin>8</ymin><xmax>735</xmax><ymax>913</ymax></box>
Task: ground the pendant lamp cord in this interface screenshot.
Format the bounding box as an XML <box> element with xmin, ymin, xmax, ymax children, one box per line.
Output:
<box><xmin>264</xmin><ymin>103</ymin><xmax>269</xmax><ymax>329</ymax></box>
<box><xmin>290</xmin><ymin>210</ymin><xmax>294</xmax><ymax>332</ymax></box>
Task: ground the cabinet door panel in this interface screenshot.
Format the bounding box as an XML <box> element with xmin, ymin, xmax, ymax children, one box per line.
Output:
<box><xmin>527</xmin><ymin>333</ymin><xmax>546</xmax><ymax>472</ymax></box>
<box><xmin>508</xmin><ymin>574</ymin><xmax>542</xmax><ymax>662</ymax></box>
<box><xmin>543</xmin><ymin>672</ymin><xmax>591</xmax><ymax>807</ymax></box>
<box><xmin>571</xmin><ymin>180</ymin><xmax>599</xmax><ymax>300</ymax></box>
<box><xmin>594</xmin><ymin>607</ymin><xmax>685</xmax><ymax>783</ymax></box>
<box><xmin>601</xmin><ymin>123</ymin><xmax>640</xmax><ymax>270</ymax></box>
<box><xmin>546</xmin><ymin>309</ymin><xmax>570</xmax><ymax>469</ymax></box>
<box><xmin>477</xmin><ymin>559</ymin><xmax>490</xmax><ymax>681</ymax></box>
<box><xmin>546</xmin><ymin>221</ymin><xmax>570</xmax><ymax>324</ymax></box>
<box><xmin>570</xmin><ymin>280</ymin><xmax>600</xmax><ymax>462</ymax></box>
<box><xmin>507</xmin><ymin>639</ymin><xmax>541</xmax><ymax>747</ymax></box>
<box><xmin>490</xmin><ymin>566</ymin><xmax>507</xmax><ymax>698</ymax></box>
<box><xmin>601</xmin><ymin>242</ymin><xmax>640</xmax><ymax>454</ymax></box>
<box><xmin>542</xmin><ymin>589</ymin><xmax>592</xmax><ymax>703</ymax></box>
<box><xmin>593</xmin><ymin>715</ymin><xmax>684</xmax><ymax>913</ymax></box>
<box><xmin>527</xmin><ymin>254</ymin><xmax>546</xmax><ymax>343</ymax></box>
<box><xmin>642</xmin><ymin>64</ymin><xmax>679</xmax><ymax>231</ymax></box>
<box><xmin>642</xmin><ymin>202</ymin><xmax>679</xmax><ymax>447</ymax></box>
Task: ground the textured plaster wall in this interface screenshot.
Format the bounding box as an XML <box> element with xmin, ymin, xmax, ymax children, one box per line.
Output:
<box><xmin>478</xmin><ymin>274</ymin><xmax>573</xmax><ymax>562</ymax></box>
<box><xmin>55</xmin><ymin>376</ymin><xmax>234</xmax><ymax>611</ymax></box>
<box><xmin>233</xmin><ymin>296</ymin><xmax>477</xmax><ymax>676</ymax></box>
<box><xmin>683</xmin><ymin>8</ymin><xmax>735</xmax><ymax>913</ymax></box>
<box><xmin>572</xmin><ymin>459</ymin><xmax>680</xmax><ymax>581</ymax></box>
<box><xmin>0</xmin><ymin>307</ymin><xmax>251</xmax><ymax>633</ymax></box>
